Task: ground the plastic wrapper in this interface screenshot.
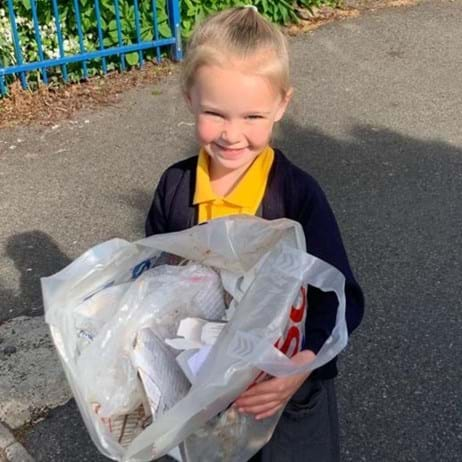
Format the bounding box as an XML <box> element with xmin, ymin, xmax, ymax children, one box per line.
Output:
<box><xmin>41</xmin><ymin>216</ymin><xmax>348</xmax><ymax>461</ymax></box>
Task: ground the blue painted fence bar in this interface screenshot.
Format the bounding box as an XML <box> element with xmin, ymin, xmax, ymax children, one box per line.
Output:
<box><xmin>1</xmin><ymin>39</ymin><xmax>177</xmax><ymax>74</ymax></box>
<box><xmin>93</xmin><ymin>0</ymin><xmax>108</xmax><ymax>74</ymax></box>
<box><xmin>151</xmin><ymin>0</ymin><xmax>162</xmax><ymax>64</ymax></box>
<box><xmin>0</xmin><ymin>0</ymin><xmax>183</xmax><ymax>96</ymax></box>
<box><xmin>51</xmin><ymin>0</ymin><xmax>69</xmax><ymax>81</ymax></box>
<box><xmin>133</xmin><ymin>0</ymin><xmax>143</xmax><ymax>66</ymax></box>
<box><xmin>30</xmin><ymin>0</ymin><xmax>48</xmax><ymax>84</ymax></box>
<box><xmin>72</xmin><ymin>0</ymin><xmax>88</xmax><ymax>79</ymax></box>
<box><xmin>167</xmin><ymin>0</ymin><xmax>182</xmax><ymax>61</ymax></box>
<box><xmin>113</xmin><ymin>0</ymin><xmax>126</xmax><ymax>71</ymax></box>
<box><xmin>6</xmin><ymin>0</ymin><xmax>27</xmax><ymax>89</ymax></box>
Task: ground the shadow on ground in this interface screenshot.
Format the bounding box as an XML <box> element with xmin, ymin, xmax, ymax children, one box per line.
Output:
<box><xmin>0</xmin><ymin>231</ymin><xmax>72</xmax><ymax>321</ymax></box>
<box><xmin>275</xmin><ymin>118</ymin><xmax>462</xmax><ymax>461</ymax></box>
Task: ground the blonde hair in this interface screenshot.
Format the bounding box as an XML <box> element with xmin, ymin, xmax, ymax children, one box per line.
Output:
<box><xmin>181</xmin><ymin>7</ymin><xmax>290</xmax><ymax>97</ymax></box>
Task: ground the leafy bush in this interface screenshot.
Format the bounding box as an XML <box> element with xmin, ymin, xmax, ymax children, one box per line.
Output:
<box><xmin>0</xmin><ymin>0</ymin><xmax>339</xmax><ymax>92</ymax></box>
<box><xmin>181</xmin><ymin>0</ymin><xmax>340</xmax><ymax>36</ymax></box>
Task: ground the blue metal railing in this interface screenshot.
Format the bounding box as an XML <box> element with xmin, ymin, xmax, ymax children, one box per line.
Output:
<box><xmin>0</xmin><ymin>0</ymin><xmax>182</xmax><ymax>96</ymax></box>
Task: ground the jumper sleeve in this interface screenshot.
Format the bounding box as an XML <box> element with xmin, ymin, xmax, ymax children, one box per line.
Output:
<box><xmin>145</xmin><ymin>171</ymin><xmax>168</xmax><ymax>237</ymax></box>
<box><xmin>297</xmin><ymin>183</ymin><xmax>365</xmax><ymax>357</ymax></box>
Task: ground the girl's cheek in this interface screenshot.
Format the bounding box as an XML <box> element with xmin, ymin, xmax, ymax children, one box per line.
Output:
<box><xmin>248</xmin><ymin>124</ymin><xmax>273</xmax><ymax>146</ymax></box>
<box><xmin>197</xmin><ymin>119</ymin><xmax>219</xmax><ymax>144</ymax></box>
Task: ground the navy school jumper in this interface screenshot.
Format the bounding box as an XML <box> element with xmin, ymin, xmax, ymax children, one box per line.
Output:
<box><xmin>145</xmin><ymin>149</ymin><xmax>365</xmax><ymax>379</ymax></box>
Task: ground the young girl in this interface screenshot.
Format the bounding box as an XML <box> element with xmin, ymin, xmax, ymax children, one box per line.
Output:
<box><xmin>146</xmin><ymin>6</ymin><xmax>364</xmax><ymax>461</ymax></box>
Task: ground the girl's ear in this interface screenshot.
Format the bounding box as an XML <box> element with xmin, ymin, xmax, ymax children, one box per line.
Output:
<box><xmin>274</xmin><ymin>87</ymin><xmax>293</xmax><ymax>122</ymax></box>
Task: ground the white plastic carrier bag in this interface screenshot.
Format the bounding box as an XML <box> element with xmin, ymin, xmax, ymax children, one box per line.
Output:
<box><xmin>41</xmin><ymin>216</ymin><xmax>348</xmax><ymax>462</ymax></box>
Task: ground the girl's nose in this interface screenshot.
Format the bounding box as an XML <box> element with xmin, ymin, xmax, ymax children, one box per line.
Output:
<box><xmin>221</xmin><ymin>120</ymin><xmax>241</xmax><ymax>144</ymax></box>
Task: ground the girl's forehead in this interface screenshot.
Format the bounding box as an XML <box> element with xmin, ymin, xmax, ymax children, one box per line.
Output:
<box><xmin>193</xmin><ymin>64</ymin><xmax>280</xmax><ymax>103</ymax></box>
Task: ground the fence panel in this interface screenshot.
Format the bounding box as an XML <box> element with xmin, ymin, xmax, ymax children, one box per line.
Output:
<box><xmin>0</xmin><ymin>0</ymin><xmax>182</xmax><ymax>95</ymax></box>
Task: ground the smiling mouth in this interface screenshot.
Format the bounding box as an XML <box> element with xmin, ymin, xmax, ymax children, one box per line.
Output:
<box><xmin>214</xmin><ymin>143</ymin><xmax>247</xmax><ymax>152</ymax></box>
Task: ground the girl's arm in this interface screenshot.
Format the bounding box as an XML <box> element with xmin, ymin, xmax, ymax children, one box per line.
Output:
<box><xmin>145</xmin><ymin>172</ymin><xmax>168</xmax><ymax>237</ymax></box>
<box><xmin>297</xmin><ymin>183</ymin><xmax>365</xmax><ymax>361</ymax></box>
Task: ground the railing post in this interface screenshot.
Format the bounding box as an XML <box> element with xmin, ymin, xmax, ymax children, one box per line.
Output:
<box><xmin>6</xmin><ymin>0</ymin><xmax>27</xmax><ymax>89</ymax></box>
<box><xmin>0</xmin><ymin>68</ymin><xmax>6</xmax><ymax>96</ymax></box>
<box><xmin>167</xmin><ymin>0</ymin><xmax>182</xmax><ymax>61</ymax></box>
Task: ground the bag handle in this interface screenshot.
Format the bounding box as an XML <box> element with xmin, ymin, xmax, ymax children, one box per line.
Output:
<box><xmin>228</xmin><ymin>251</ymin><xmax>347</xmax><ymax>376</ymax></box>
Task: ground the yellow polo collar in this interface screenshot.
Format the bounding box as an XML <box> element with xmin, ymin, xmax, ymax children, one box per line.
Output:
<box><xmin>193</xmin><ymin>146</ymin><xmax>274</xmax><ymax>208</ymax></box>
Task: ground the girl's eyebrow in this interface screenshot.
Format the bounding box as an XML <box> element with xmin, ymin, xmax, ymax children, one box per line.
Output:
<box><xmin>200</xmin><ymin>105</ymin><xmax>271</xmax><ymax>115</ymax></box>
<box><xmin>200</xmin><ymin>105</ymin><xmax>223</xmax><ymax>112</ymax></box>
<box><xmin>243</xmin><ymin>109</ymin><xmax>271</xmax><ymax>115</ymax></box>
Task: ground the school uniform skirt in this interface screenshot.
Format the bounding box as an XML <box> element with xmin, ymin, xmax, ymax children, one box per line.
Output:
<box><xmin>249</xmin><ymin>378</ymin><xmax>340</xmax><ymax>462</ymax></box>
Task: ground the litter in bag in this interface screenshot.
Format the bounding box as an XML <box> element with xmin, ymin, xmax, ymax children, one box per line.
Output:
<box><xmin>75</xmin><ymin>263</ymin><xmax>225</xmax><ymax>419</ymax></box>
<box><xmin>42</xmin><ymin>216</ymin><xmax>348</xmax><ymax>461</ymax></box>
<box><xmin>131</xmin><ymin>327</ymin><xmax>190</xmax><ymax>419</ymax></box>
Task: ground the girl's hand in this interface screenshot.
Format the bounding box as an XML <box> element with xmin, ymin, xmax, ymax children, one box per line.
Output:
<box><xmin>233</xmin><ymin>349</ymin><xmax>316</xmax><ymax>420</ymax></box>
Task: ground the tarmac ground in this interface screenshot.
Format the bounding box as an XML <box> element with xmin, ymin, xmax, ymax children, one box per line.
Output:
<box><xmin>0</xmin><ymin>0</ymin><xmax>461</xmax><ymax>460</ymax></box>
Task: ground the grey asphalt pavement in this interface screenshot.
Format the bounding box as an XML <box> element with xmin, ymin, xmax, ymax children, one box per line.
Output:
<box><xmin>1</xmin><ymin>0</ymin><xmax>461</xmax><ymax>460</ymax></box>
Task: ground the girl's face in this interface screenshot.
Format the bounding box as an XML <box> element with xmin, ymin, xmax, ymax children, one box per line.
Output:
<box><xmin>186</xmin><ymin>61</ymin><xmax>291</xmax><ymax>178</ymax></box>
